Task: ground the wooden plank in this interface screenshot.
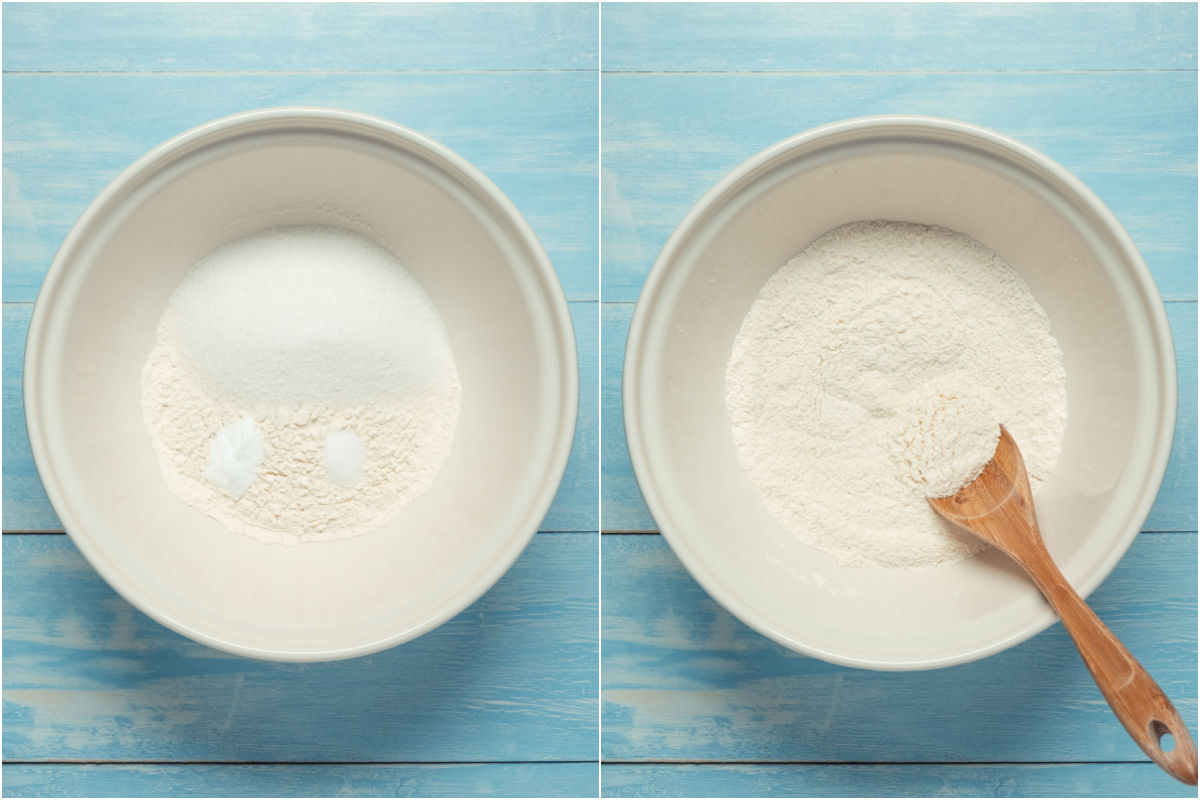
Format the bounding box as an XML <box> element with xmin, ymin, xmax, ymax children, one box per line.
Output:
<box><xmin>2</xmin><ymin>3</ymin><xmax>597</xmax><ymax>73</ymax></box>
<box><xmin>3</xmin><ymin>762</ymin><xmax>597</xmax><ymax>799</ymax></box>
<box><xmin>4</xmin><ymin>300</ymin><xmax>597</xmax><ymax>533</ymax></box>
<box><xmin>600</xmin><ymin>304</ymin><xmax>651</xmax><ymax>532</ymax></box>
<box><xmin>2</xmin><ymin>304</ymin><xmax>55</xmax><ymax>531</ymax></box>
<box><xmin>601</xmin><ymin>2</ymin><xmax>1196</xmax><ymax>73</ymax></box>
<box><xmin>600</xmin><ymin>762</ymin><xmax>1195</xmax><ymax>798</ymax></box>
<box><xmin>601</xmin><ymin>71</ymin><xmax>1197</xmax><ymax>303</ymax></box>
<box><xmin>3</xmin><ymin>532</ymin><xmax>597</xmax><ymax>763</ymax></box>
<box><xmin>1154</xmin><ymin>302</ymin><xmax>1200</xmax><ymax>532</ymax></box>
<box><xmin>3</xmin><ymin>71</ymin><xmax>598</xmax><ymax>303</ymax></box>
<box><xmin>601</xmin><ymin>532</ymin><xmax>1197</xmax><ymax>764</ymax></box>
<box><xmin>544</xmin><ymin>301</ymin><xmax>599</xmax><ymax>533</ymax></box>
<box><xmin>601</xmin><ymin>300</ymin><xmax>1198</xmax><ymax>534</ymax></box>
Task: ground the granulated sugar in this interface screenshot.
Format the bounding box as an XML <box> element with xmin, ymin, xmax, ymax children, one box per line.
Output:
<box><xmin>725</xmin><ymin>221</ymin><xmax>1067</xmax><ymax>569</ymax></box>
<box><xmin>158</xmin><ymin>225</ymin><xmax>454</xmax><ymax>407</ymax></box>
<box><xmin>142</xmin><ymin>225</ymin><xmax>461</xmax><ymax>545</ymax></box>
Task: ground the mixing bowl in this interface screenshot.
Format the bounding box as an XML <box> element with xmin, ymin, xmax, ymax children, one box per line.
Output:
<box><xmin>25</xmin><ymin>107</ymin><xmax>578</xmax><ymax>661</ymax></box>
<box><xmin>623</xmin><ymin>115</ymin><xmax>1176</xmax><ymax>670</ymax></box>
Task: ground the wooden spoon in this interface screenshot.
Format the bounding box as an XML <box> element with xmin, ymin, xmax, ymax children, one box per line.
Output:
<box><xmin>928</xmin><ymin>425</ymin><xmax>1198</xmax><ymax>785</ymax></box>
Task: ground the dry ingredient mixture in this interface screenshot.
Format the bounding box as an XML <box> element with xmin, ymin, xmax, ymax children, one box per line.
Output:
<box><xmin>142</xmin><ymin>225</ymin><xmax>461</xmax><ymax>545</ymax></box>
<box><xmin>725</xmin><ymin>220</ymin><xmax>1067</xmax><ymax>569</ymax></box>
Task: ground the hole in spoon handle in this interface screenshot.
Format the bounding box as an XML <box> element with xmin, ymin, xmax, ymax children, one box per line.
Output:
<box><xmin>1043</xmin><ymin>574</ymin><xmax>1197</xmax><ymax>785</ymax></box>
<box><xmin>1148</xmin><ymin>716</ymin><xmax>1198</xmax><ymax>785</ymax></box>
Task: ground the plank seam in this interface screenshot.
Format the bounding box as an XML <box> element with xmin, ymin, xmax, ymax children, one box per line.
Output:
<box><xmin>2</xmin><ymin>69</ymin><xmax>597</xmax><ymax>77</ymax></box>
<box><xmin>599</xmin><ymin>530</ymin><xmax>1198</xmax><ymax>536</ymax></box>
<box><xmin>4</xmin><ymin>759</ymin><xmax>1173</xmax><ymax>766</ymax></box>
<box><xmin>1</xmin><ymin>529</ymin><xmax>597</xmax><ymax>535</ymax></box>
<box><xmin>4</xmin><ymin>299</ymin><xmax>603</xmax><ymax>308</ymax></box>
<box><xmin>2</xmin><ymin>760</ymin><xmax>600</xmax><ymax>766</ymax></box>
<box><xmin>5</xmin><ymin>68</ymin><xmax>1190</xmax><ymax>78</ymax></box>
<box><xmin>597</xmin><ymin>759</ymin><xmax>1173</xmax><ymax>765</ymax></box>
<box><xmin>601</xmin><ymin>69</ymin><xmax>1198</xmax><ymax>76</ymax></box>
<box><xmin>5</xmin><ymin>529</ymin><xmax>1194</xmax><ymax>535</ymax></box>
<box><xmin>598</xmin><ymin>300</ymin><xmax>1200</xmax><ymax>306</ymax></box>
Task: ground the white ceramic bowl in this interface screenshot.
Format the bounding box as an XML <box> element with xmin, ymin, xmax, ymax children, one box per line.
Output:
<box><xmin>624</xmin><ymin>115</ymin><xmax>1176</xmax><ymax>670</ymax></box>
<box><xmin>25</xmin><ymin>107</ymin><xmax>578</xmax><ymax>661</ymax></box>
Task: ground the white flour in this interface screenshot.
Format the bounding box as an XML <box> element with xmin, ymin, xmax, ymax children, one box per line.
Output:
<box><xmin>725</xmin><ymin>221</ymin><xmax>1067</xmax><ymax>568</ymax></box>
<box><xmin>890</xmin><ymin>386</ymin><xmax>1001</xmax><ymax>499</ymax></box>
<box><xmin>142</xmin><ymin>225</ymin><xmax>461</xmax><ymax>545</ymax></box>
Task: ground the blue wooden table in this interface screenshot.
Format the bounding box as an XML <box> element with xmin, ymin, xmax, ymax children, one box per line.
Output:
<box><xmin>3</xmin><ymin>4</ymin><xmax>598</xmax><ymax>797</ymax></box>
<box><xmin>600</xmin><ymin>3</ymin><xmax>1197</xmax><ymax>797</ymax></box>
<box><xmin>6</xmin><ymin>3</ymin><xmax>1198</xmax><ymax>799</ymax></box>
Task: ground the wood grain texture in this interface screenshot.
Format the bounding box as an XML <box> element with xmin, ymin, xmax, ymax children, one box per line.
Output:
<box><xmin>4</xmin><ymin>763</ymin><xmax>598</xmax><ymax>798</ymax></box>
<box><xmin>601</xmin><ymin>2</ymin><xmax>1196</xmax><ymax>73</ymax></box>
<box><xmin>4</xmin><ymin>532</ymin><xmax>597</xmax><ymax>763</ymax></box>
<box><xmin>930</xmin><ymin>428</ymin><xmax>1197</xmax><ymax>784</ymax></box>
<box><xmin>3</xmin><ymin>3</ymin><xmax>600</xmax><ymax>795</ymax></box>
<box><xmin>3</xmin><ymin>2</ymin><xmax>598</xmax><ymax>73</ymax></box>
<box><xmin>601</xmin><ymin>533</ymin><xmax>1196</xmax><ymax>772</ymax></box>
<box><xmin>2</xmin><ymin>305</ymin><xmax>54</xmax><ymax>531</ymax></box>
<box><xmin>3</xmin><ymin>71</ymin><xmax>598</xmax><ymax>303</ymax></box>
<box><xmin>601</xmin><ymin>71</ymin><xmax>1197</xmax><ymax>303</ymax></box>
<box><xmin>546</xmin><ymin>301</ymin><xmax>599</xmax><ymax>533</ymax></box>
<box><xmin>601</xmin><ymin>762</ymin><xmax>1196</xmax><ymax>798</ymax></box>
<box><xmin>604</xmin><ymin>532</ymin><xmax>1195</xmax><ymax>796</ymax></box>
<box><xmin>598</xmin><ymin>5</ymin><xmax>1200</xmax><ymax>798</ymax></box>
<box><xmin>3</xmin><ymin>300</ymin><xmax>598</xmax><ymax>533</ymax></box>
<box><xmin>599</xmin><ymin>303</ymin><xmax>651</xmax><ymax>532</ymax></box>
<box><xmin>602</xmin><ymin>301</ymin><xmax>1198</xmax><ymax>533</ymax></box>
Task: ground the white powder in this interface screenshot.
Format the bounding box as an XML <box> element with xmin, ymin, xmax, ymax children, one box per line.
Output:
<box><xmin>203</xmin><ymin>416</ymin><xmax>264</xmax><ymax>497</ymax></box>
<box><xmin>725</xmin><ymin>221</ymin><xmax>1067</xmax><ymax>569</ymax></box>
<box><xmin>890</xmin><ymin>386</ymin><xmax>1001</xmax><ymax>499</ymax></box>
<box><xmin>158</xmin><ymin>225</ymin><xmax>453</xmax><ymax>407</ymax></box>
<box><xmin>142</xmin><ymin>225</ymin><xmax>461</xmax><ymax>545</ymax></box>
<box><xmin>324</xmin><ymin>430</ymin><xmax>367</xmax><ymax>488</ymax></box>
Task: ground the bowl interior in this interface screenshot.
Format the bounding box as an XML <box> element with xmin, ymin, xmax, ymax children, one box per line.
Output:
<box><xmin>628</xmin><ymin>124</ymin><xmax>1172</xmax><ymax>668</ymax></box>
<box><xmin>30</xmin><ymin>115</ymin><xmax>574</xmax><ymax>658</ymax></box>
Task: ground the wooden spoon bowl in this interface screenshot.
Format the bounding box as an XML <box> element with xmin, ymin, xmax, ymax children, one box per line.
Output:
<box><xmin>929</xmin><ymin>426</ymin><xmax>1197</xmax><ymax>785</ymax></box>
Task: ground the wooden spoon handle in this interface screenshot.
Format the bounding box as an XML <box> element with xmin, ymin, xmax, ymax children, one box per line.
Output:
<box><xmin>1025</xmin><ymin>556</ymin><xmax>1198</xmax><ymax>785</ymax></box>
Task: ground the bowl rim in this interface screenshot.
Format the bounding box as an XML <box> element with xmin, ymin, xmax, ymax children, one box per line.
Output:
<box><xmin>623</xmin><ymin>114</ymin><xmax>1177</xmax><ymax>671</ymax></box>
<box><xmin>23</xmin><ymin>106</ymin><xmax>579</xmax><ymax>662</ymax></box>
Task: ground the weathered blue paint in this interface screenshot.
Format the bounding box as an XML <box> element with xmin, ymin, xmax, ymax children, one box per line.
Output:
<box><xmin>601</xmin><ymin>762</ymin><xmax>1195</xmax><ymax>798</ymax></box>
<box><xmin>601</xmin><ymin>535</ymin><xmax>1196</xmax><ymax>783</ymax></box>
<box><xmin>4</xmin><ymin>533</ymin><xmax>598</xmax><ymax>763</ymax></box>
<box><xmin>6</xmin><ymin>763</ymin><xmax>598</xmax><ymax>798</ymax></box>
<box><xmin>3</xmin><ymin>72</ymin><xmax>599</xmax><ymax>304</ymax></box>
<box><xmin>600</xmin><ymin>71</ymin><xmax>1197</xmax><ymax>303</ymax></box>
<box><xmin>6</xmin><ymin>1</ymin><xmax>1199</xmax><ymax>796</ymax></box>
<box><xmin>3</xmin><ymin>3</ymin><xmax>598</xmax><ymax>73</ymax></box>
<box><xmin>601</xmin><ymin>3</ymin><xmax>1195</xmax><ymax>73</ymax></box>
<box><xmin>3</xmin><ymin>4</ymin><xmax>599</xmax><ymax>797</ymax></box>
<box><xmin>599</xmin><ymin>4</ymin><xmax>1197</xmax><ymax>797</ymax></box>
